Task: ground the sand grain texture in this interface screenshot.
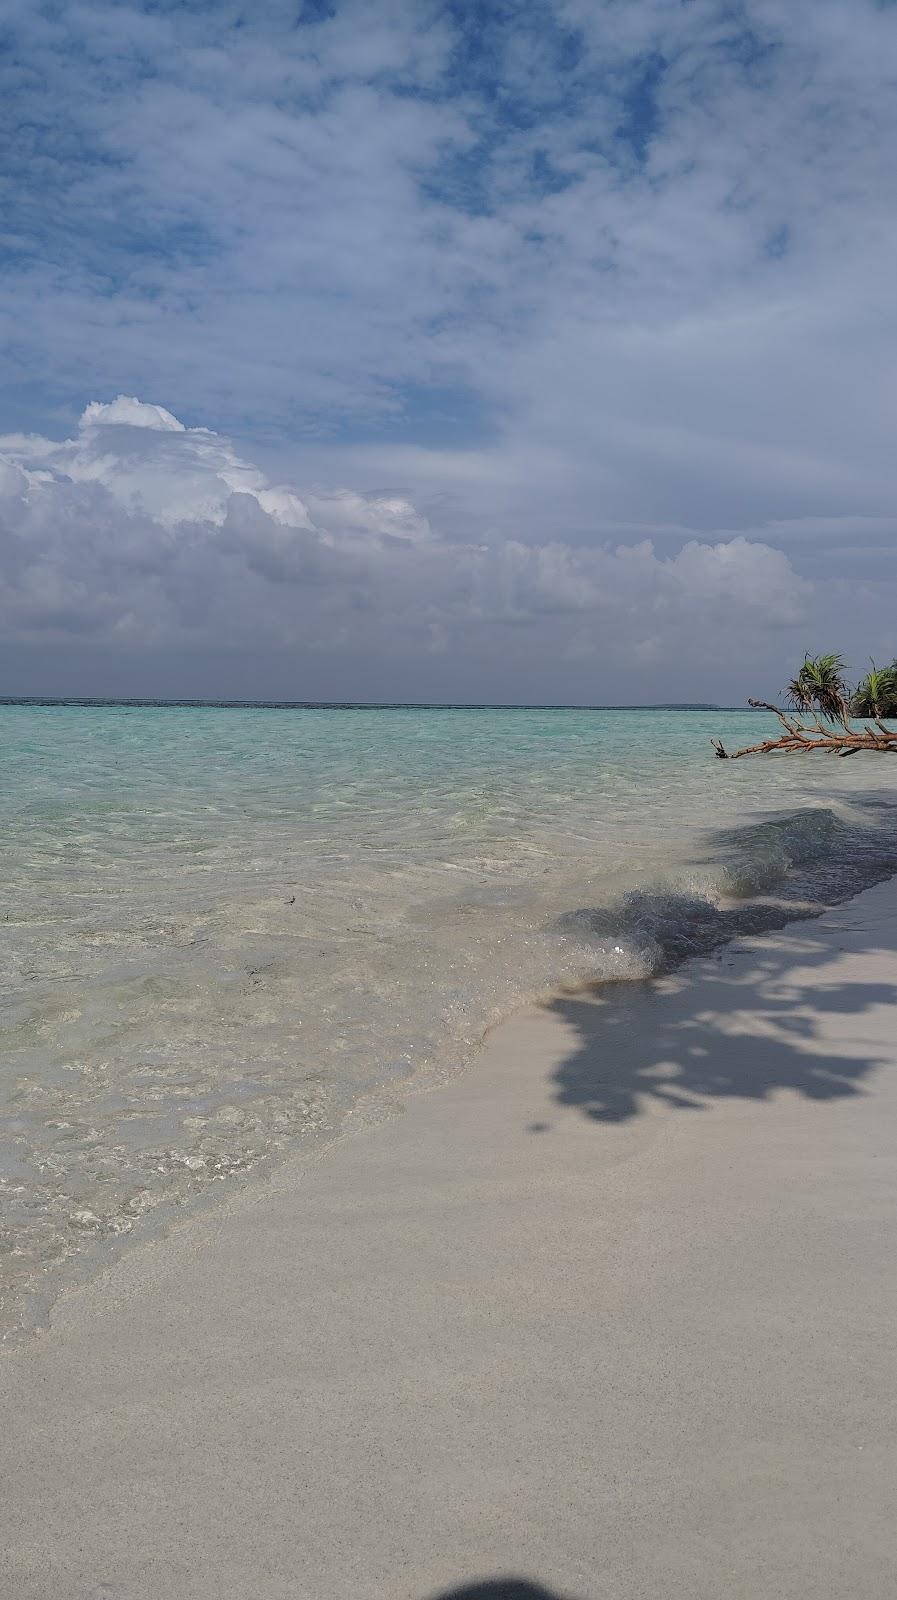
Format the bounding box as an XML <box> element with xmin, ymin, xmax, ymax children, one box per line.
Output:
<box><xmin>3</xmin><ymin>880</ymin><xmax>897</xmax><ymax>1600</ymax></box>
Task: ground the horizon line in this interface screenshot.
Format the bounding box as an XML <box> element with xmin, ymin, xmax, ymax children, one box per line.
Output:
<box><xmin>1</xmin><ymin>696</ymin><xmax>761</xmax><ymax>712</ymax></box>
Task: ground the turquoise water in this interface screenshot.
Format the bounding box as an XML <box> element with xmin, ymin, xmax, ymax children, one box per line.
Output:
<box><xmin>3</xmin><ymin>703</ymin><xmax>897</xmax><ymax>1337</ymax></box>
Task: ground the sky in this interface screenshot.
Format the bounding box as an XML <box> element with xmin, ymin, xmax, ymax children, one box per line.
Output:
<box><xmin>1</xmin><ymin>0</ymin><xmax>895</xmax><ymax>704</ymax></box>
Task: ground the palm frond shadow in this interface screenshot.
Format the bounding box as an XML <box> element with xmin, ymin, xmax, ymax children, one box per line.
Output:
<box><xmin>545</xmin><ymin>912</ymin><xmax>896</xmax><ymax>1126</ymax></box>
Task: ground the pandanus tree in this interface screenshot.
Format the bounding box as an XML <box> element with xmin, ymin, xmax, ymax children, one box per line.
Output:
<box><xmin>851</xmin><ymin>662</ymin><xmax>897</xmax><ymax>719</ymax></box>
<box><xmin>713</xmin><ymin>652</ymin><xmax>897</xmax><ymax>759</ymax></box>
<box><xmin>785</xmin><ymin>654</ymin><xmax>850</xmax><ymax>724</ymax></box>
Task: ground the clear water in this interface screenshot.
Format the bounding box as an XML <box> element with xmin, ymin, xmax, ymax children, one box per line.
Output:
<box><xmin>3</xmin><ymin>702</ymin><xmax>897</xmax><ymax>1339</ymax></box>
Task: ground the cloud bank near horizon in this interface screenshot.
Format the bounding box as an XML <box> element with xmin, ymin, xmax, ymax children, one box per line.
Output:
<box><xmin>0</xmin><ymin>396</ymin><xmax>882</xmax><ymax>704</ymax></box>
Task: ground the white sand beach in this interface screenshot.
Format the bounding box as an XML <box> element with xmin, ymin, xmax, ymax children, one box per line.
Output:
<box><xmin>3</xmin><ymin>877</ymin><xmax>897</xmax><ymax>1600</ymax></box>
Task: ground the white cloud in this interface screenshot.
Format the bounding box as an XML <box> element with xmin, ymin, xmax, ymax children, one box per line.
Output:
<box><xmin>3</xmin><ymin>1</ymin><xmax>896</xmax><ymax>502</ymax></box>
<box><xmin>0</xmin><ymin>398</ymin><xmax>820</xmax><ymax>701</ymax></box>
<box><xmin>80</xmin><ymin>398</ymin><xmax>186</xmax><ymax>433</ymax></box>
<box><xmin>1</xmin><ymin>3</ymin><xmax>895</xmax><ymax>697</ymax></box>
<box><xmin>1</xmin><ymin>399</ymin><xmax>314</xmax><ymax>531</ymax></box>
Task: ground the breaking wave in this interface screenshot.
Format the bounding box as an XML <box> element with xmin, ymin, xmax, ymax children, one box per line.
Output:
<box><xmin>556</xmin><ymin>804</ymin><xmax>897</xmax><ymax>981</ymax></box>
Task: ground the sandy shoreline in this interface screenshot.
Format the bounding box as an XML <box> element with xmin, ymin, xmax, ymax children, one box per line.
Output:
<box><xmin>4</xmin><ymin>878</ymin><xmax>897</xmax><ymax>1598</ymax></box>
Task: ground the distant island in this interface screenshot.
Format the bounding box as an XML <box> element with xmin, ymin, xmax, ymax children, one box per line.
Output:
<box><xmin>1</xmin><ymin>697</ymin><xmax>727</xmax><ymax>712</ymax></box>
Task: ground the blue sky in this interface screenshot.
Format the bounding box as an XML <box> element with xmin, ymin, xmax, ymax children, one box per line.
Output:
<box><xmin>1</xmin><ymin>0</ymin><xmax>896</xmax><ymax>701</ymax></box>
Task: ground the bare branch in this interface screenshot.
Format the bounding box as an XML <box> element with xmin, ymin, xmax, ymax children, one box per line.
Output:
<box><xmin>715</xmin><ymin>703</ymin><xmax>897</xmax><ymax>759</ymax></box>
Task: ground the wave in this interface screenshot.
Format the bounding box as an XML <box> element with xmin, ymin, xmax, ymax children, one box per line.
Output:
<box><xmin>555</xmin><ymin>804</ymin><xmax>897</xmax><ymax>983</ymax></box>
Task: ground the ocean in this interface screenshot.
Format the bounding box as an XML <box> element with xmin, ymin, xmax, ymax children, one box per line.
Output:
<box><xmin>3</xmin><ymin>700</ymin><xmax>897</xmax><ymax>1339</ymax></box>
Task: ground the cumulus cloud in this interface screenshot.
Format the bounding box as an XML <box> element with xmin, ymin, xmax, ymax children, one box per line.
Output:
<box><xmin>2</xmin><ymin>3</ymin><xmax>896</xmax><ymax>521</ymax></box>
<box><xmin>1</xmin><ymin>3</ymin><xmax>895</xmax><ymax>697</ymax></box>
<box><xmin>79</xmin><ymin>398</ymin><xmax>186</xmax><ymax>433</ymax></box>
<box><xmin>0</xmin><ymin>397</ymin><xmax>819</xmax><ymax>700</ymax></box>
<box><xmin>3</xmin><ymin>398</ymin><xmax>318</xmax><ymax>531</ymax></box>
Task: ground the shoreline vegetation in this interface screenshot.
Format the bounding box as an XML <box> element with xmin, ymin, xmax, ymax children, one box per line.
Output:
<box><xmin>714</xmin><ymin>652</ymin><xmax>897</xmax><ymax>758</ymax></box>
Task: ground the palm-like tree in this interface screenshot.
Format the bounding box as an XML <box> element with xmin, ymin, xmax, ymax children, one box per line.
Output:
<box><xmin>785</xmin><ymin>653</ymin><xmax>850</xmax><ymax>724</ymax></box>
<box><xmin>852</xmin><ymin>662</ymin><xmax>897</xmax><ymax>720</ymax></box>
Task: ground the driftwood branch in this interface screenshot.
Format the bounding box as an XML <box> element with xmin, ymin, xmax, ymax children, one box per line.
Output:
<box><xmin>713</xmin><ymin>700</ymin><xmax>897</xmax><ymax>759</ymax></box>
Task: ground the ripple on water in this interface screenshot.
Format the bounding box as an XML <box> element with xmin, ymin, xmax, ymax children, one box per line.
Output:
<box><xmin>3</xmin><ymin>703</ymin><xmax>897</xmax><ymax>1339</ymax></box>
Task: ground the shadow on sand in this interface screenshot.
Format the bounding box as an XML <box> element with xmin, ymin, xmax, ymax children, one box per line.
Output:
<box><xmin>428</xmin><ymin>1582</ymin><xmax>584</xmax><ymax>1600</ymax></box>
<box><xmin>543</xmin><ymin>898</ymin><xmax>897</xmax><ymax>1125</ymax></box>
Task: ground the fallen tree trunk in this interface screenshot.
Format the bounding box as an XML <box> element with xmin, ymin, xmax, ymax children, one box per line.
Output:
<box><xmin>712</xmin><ymin>701</ymin><xmax>897</xmax><ymax>759</ymax></box>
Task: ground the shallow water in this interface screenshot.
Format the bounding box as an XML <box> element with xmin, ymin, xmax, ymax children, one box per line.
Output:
<box><xmin>3</xmin><ymin>702</ymin><xmax>897</xmax><ymax>1338</ymax></box>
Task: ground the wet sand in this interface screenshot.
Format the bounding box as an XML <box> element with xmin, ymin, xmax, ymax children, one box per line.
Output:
<box><xmin>3</xmin><ymin>878</ymin><xmax>897</xmax><ymax>1599</ymax></box>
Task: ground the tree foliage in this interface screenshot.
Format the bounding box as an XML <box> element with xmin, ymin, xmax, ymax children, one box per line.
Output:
<box><xmin>851</xmin><ymin>662</ymin><xmax>897</xmax><ymax>719</ymax></box>
<box><xmin>713</xmin><ymin>651</ymin><xmax>897</xmax><ymax>758</ymax></box>
<box><xmin>785</xmin><ymin>653</ymin><xmax>851</xmax><ymax>723</ymax></box>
